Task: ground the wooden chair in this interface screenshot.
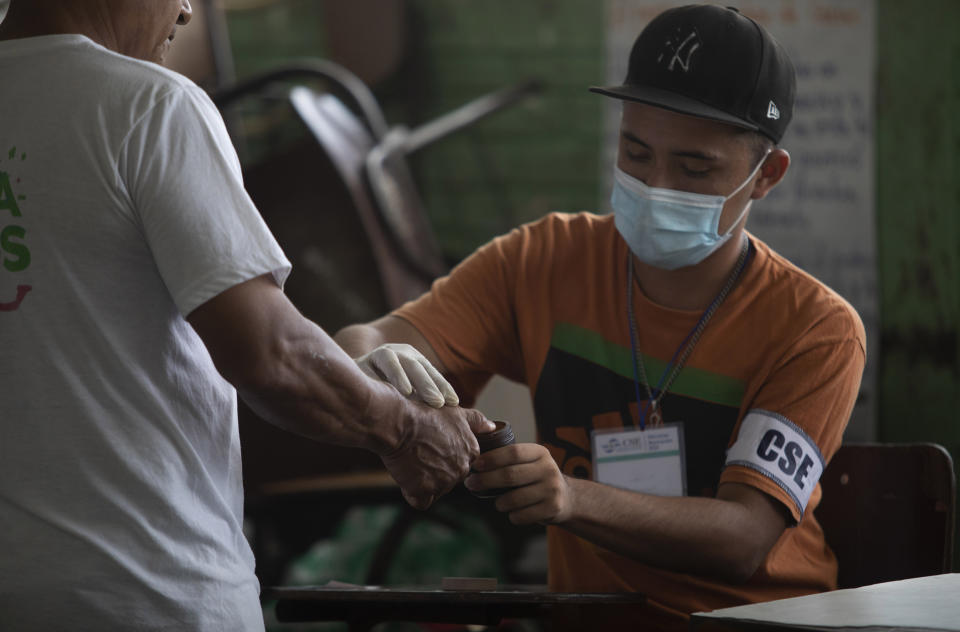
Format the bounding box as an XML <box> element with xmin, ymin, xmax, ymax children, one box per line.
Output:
<box><xmin>815</xmin><ymin>442</ymin><xmax>956</xmax><ymax>588</ymax></box>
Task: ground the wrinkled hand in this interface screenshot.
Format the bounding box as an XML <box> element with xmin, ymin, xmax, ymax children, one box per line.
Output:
<box><xmin>381</xmin><ymin>401</ymin><xmax>494</xmax><ymax>510</ymax></box>
<box><xmin>465</xmin><ymin>443</ymin><xmax>573</xmax><ymax>525</ymax></box>
<box><xmin>356</xmin><ymin>343</ymin><xmax>459</xmax><ymax>408</ymax></box>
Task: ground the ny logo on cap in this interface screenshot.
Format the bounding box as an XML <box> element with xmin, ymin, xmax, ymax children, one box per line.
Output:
<box><xmin>656</xmin><ymin>28</ymin><xmax>702</xmax><ymax>73</ymax></box>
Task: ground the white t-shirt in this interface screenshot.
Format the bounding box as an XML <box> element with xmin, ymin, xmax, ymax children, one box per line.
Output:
<box><xmin>0</xmin><ymin>35</ymin><xmax>291</xmax><ymax>630</ymax></box>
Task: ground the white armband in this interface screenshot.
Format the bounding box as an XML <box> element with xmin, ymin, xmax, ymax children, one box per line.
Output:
<box><xmin>725</xmin><ymin>410</ymin><xmax>825</xmax><ymax>517</ymax></box>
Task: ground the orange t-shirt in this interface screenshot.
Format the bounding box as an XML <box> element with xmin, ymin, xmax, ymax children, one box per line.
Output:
<box><xmin>395</xmin><ymin>212</ymin><xmax>866</xmax><ymax>627</ymax></box>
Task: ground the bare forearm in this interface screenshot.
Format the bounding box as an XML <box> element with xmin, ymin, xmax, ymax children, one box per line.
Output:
<box><xmin>561</xmin><ymin>478</ymin><xmax>777</xmax><ymax>582</ymax></box>
<box><xmin>189</xmin><ymin>278</ymin><xmax>405</xmax><ymax>455</ymax></box>
<box><xmin>334</xmin><ymin>321</ymin><xmax>388</xmax><ymax>358</ymax></box>
<box><xmin>234</xmin><ymin>316</ymin><xmax>404</xmax><ymax>455</ymax></box>
<box><xmin>235</xmin><ymin>314</ymin><xmax>492</xmax><ymax>509</ymax></box>
<box><xmin>469</xmin><ymin>442</ymin><xmax>787</xmax><ymax>581</ymax></box>
<box><xmin>190</xmin><ymin>276</ymin><xmax>491</xmax><ymax>509</ymax></box>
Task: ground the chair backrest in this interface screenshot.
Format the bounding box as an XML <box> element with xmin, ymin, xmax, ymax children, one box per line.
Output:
<box><xmin>815</xmin><ymin>443</ymin><xmax>956</xmax><ymax>589</ymax></box>
<box><xmin>365</xmin><ymin>128</ymin><xmax>448</xmax><ymax>282</ymax></box>
<box><xmin>290</xmin><ymin>87</ymin><xmax>437</xmax><ymax>308</ymax></box>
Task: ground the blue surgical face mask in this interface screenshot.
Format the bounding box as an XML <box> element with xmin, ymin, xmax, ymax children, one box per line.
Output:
<box><xmin>611</xmin><ymin>154</ymin><xmax>768</xmax><ymax>270</ymax></box>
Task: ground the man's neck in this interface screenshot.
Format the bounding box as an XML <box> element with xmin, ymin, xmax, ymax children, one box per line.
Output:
<box><xmin>631</xmin><ymin>230</ymin><xmax>749</xmax><ymax>312</ymax></box>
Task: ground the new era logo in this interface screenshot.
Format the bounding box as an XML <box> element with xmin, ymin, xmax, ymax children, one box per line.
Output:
<box><xmin>767</xmin><ymin>101</ymin><xmax>780</xmax><ymax>120</ymax></box>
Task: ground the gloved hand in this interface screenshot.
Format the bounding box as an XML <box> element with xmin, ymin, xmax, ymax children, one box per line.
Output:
<box><xmin>356</xmin><ymin>343</ymin><xmax>459</xmax><ymax>408</ymax></box>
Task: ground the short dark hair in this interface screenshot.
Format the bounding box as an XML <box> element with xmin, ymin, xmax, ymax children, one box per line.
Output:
<box><xmin>738</xmin><ymin>129</ymin><xmax>775</xmax><ymax>166</ymax></box>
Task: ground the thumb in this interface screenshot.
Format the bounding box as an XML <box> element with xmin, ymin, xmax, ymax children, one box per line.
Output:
<box><xmin>462</xmin><ymin>408</ymin><xmax>496</xmax><ymax>434</ymax></box>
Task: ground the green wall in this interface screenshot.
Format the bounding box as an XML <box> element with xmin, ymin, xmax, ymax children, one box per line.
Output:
<box><xmin>392</xmin><ymin>1</ymin><xmax>605</xmax><ymax>255</ymax></box>
<box><xmin>226</xmin><ymin>0</ymin><xmax>959</xmax><ymax>562</ymax></box>
<box><xmin>875</xmin><ymin>0</ymin><xmax>960</xmax><ymax>568</ymax></box>
<box><xmin>875</xmin><ymin>0</ymin><xmax>959</xmax><ymax>468</ymax></box>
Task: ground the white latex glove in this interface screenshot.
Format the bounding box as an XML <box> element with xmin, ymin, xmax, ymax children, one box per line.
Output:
<box><xmin>356</xmin><ymin>343</ymin><xmax>459</xmax><ymax>408</ymax></box>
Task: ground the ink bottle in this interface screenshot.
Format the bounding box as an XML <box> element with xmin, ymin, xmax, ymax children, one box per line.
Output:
<box><xmin>471</xmin><ymin>420</ymin><xmax>517</xmax><ymax>499</ymax></box>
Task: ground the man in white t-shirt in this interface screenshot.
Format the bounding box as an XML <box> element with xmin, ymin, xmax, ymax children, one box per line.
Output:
<box><xmin>0</xmin><ymin>1</ymin><xmax>492</xmax><ymax>630</ymax></box>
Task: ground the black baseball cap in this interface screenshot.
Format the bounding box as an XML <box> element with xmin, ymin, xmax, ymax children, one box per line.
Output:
<box><xmin>590</xmin><ymin>4</ymin><xmax>796</xmax><ymax>143</ymax></box>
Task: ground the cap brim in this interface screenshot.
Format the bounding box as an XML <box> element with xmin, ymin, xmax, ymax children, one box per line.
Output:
<box><xmin>589</xmin><ymin>84</ymin><xmax>759</xmax><ymax>133</ymax></box>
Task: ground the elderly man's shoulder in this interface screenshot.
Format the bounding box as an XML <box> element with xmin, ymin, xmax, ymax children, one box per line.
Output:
<box><xmin>95</xmin><ymin>42</ymin><xmax>200</xmax><ymax>94</ymax></box>
<box><xmin>47</xmin><ymin>36</ymin><xmax>206</xmax><ymax>107</ymax></box>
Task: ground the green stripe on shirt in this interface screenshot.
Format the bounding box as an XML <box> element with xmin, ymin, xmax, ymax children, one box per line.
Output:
<box><xmin>550</xmin><ymin>322</ymin><xmax>746</xmax><ymax>408</ymax></box>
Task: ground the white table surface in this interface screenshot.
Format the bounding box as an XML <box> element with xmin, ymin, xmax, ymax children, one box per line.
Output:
<box><xmin>692</xmin><ymin>574</ymin><xmax>960</xmax><ymax>631</ymax></box>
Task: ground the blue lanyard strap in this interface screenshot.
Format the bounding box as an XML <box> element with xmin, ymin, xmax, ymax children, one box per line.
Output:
<box><xmin>626</xmin><ymin>237</ymin><xmax>752</xmax><ymax>429</ymax></box>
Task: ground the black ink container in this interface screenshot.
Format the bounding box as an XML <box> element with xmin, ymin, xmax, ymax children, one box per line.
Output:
<box><xmin>471</xmin><ymin>420</ymin><xmax>517</xmax><ymax>499</ymax></box>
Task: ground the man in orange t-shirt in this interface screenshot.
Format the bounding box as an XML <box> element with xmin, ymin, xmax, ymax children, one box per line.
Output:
<box><xmin>336</xmin><ymin>5</ymin><xmax>865</xmax><ymax>630</ymax></box>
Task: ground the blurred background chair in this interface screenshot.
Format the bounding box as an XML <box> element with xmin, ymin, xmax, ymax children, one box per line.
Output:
<box><xmin>815</xmin><ymin>442</ymin><xmax>956</xmax><ymax>589</ymax></box>
<box><xmin>289</xmin><ymin>77</ymin><xmax>540</xmax><ymax>307</ymax></box>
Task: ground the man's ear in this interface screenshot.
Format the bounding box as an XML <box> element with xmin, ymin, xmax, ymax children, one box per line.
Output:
<box><xmin>751</xmin><ymin>148</ymin><xmax>790</xmax><ymax>200</ymax></box>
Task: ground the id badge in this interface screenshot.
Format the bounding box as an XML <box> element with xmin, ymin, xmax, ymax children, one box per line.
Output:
<box><xmin>591</xmin><ymin>423</ymin><xmax>687</xmax><ymax>496</ymax></box>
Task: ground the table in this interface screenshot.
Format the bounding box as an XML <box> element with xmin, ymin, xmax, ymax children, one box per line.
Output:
<box><xmin>690</xmin><ymin>573</ymin><xmax>960</xmax><ymax>632</ymax></box>
<box><xmin>268</xmin><ymin>583</ymin><xmax>647</xmax><ymax>631</ymax></box>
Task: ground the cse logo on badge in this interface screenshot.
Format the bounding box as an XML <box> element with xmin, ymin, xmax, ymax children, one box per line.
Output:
<box><xmin>725</xmin><ymin>410</ymin><xmax>825</xmax><ymax>516</ymax></box>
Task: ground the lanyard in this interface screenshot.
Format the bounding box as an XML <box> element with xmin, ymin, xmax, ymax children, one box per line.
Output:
<box><xmin>626</xmin><ymin>237</ymin><xmax>751</xmax><ymax>429</ymax></box>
